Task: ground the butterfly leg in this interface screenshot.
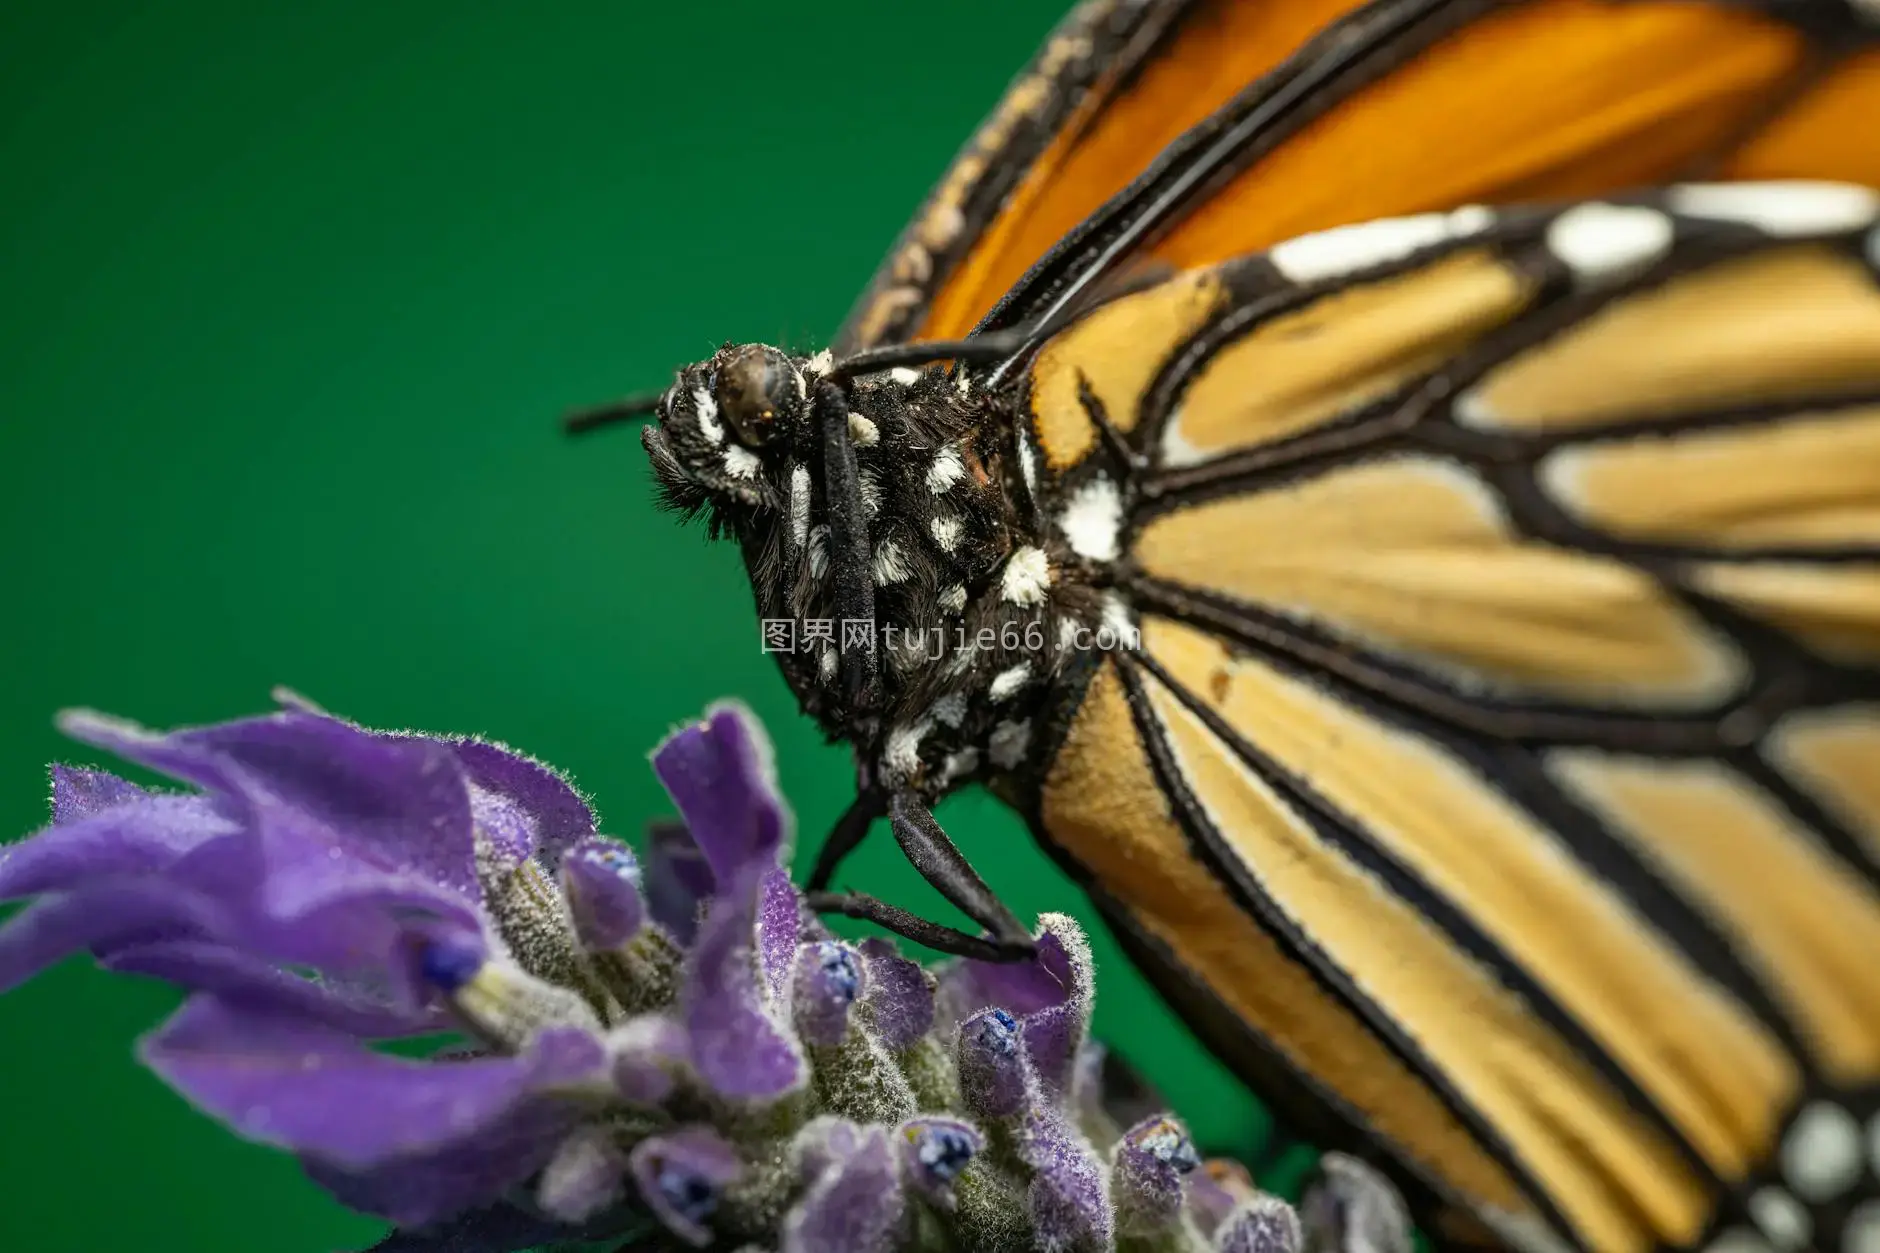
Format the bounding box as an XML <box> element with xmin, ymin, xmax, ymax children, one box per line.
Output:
<box><xmin>885</xmin><ymin>792</ymin><xmax>1031</xmax><ymax>950</ymax></box>
<box><xmin>812</xmin><ymin>379</ymin><xmax>879</xmax><ymax>711</ymax></box>
<box><xmin>806</xmin><ymin>888</ymin><xmax>1030</xmax><ymax>962</ymax></box>
<box><xmin>805</xmin><ymin>788</ymin><xmax>884</xmax><ymax>892</ymax></box>
<box><xmin>805</xmin><ymin>791</ymin><xmax>1033</xmax><ymax>961</ymax></box>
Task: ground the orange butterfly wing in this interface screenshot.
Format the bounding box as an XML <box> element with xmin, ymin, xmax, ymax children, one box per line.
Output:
<box><xmin>837</xmin><ymin>0</ymin><xmax>1880</xmax><ymax>352</ymax></box>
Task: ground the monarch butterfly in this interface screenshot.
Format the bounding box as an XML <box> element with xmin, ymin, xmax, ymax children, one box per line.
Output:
<box><xmin>571</xmin><ymin>1</ymin><xmax>1880</xmax><ymax>1249</ymax></box>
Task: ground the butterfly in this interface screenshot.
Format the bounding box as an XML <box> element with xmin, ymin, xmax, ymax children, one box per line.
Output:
<box><xmin>571</xmin><ymin>1</ymin><xmax>1880</xmax><ymax>1249</ymax></box>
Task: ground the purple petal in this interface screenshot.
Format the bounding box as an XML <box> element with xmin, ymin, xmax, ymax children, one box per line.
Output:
<box><xmin>448</xmin><ymin>738</ymin><xmax>595</xmax><ymax>867</ymax></box>
<box><xmin>102</xmin><ymin>940</ymin><xmax>437</xmax><ymax>1038</ymax></box>
<box><xmin>1298</xmin><ymin>1154</ymin><xmax>1413</xmax><ymax>1253</ymax></box>
<box><xmin>895</xmin><ymin>1116</ymin><xmax>981</xmax><ymax>1209</ymax></box>
<box><xmin>1190</xmin><ymin>1159</ymin><xmax>1259</xmax><ymax>1237</ymax></box>
<box><xmin>651</xmin><ymin>703</ymin><xmax>788</xmax><ymax>896</ymax></box>
<box><xmin>1215</xmin><ymin>1196</ymin><xmax>1304</xmax><ymax>1253</ymax></box>
<box><xmin>1111</xmin><ymin>1115</ymin><xmax>1198</xmax><ymax>1237</ymax></box>
<box><xmin>858</xmin><ymin>938</ymin><xmax>934</xmax><ymax>1051</ymax></box>
<box><xmin>0</xmin><ymin>880</ymin><xmax>227</xmax><ymax>993</ymax></box>
<box><xmin>628</xmin><ymin>1126</ymin><xmax>743</xmax><ymax>1248</ymax></box>
<box><xmin>58</xmin><ymin>709</ymin><xmax>246</xmax><ymax>795</ymax></box>
<box><xmin>757</xmin><ymin>865</ymin><xmax>801</xmax><ymax>998</ymax></box>
<box><xmin>792</xmin><ymin>940</ymin><xmax>863</xmax><ymax>1048</ymax></box>
<box><xmin>48</xmin><ymin>764</ymin><xmax>147</xmax><ymax>822</ymax></box>
<box><xmin>0</xmin><ymin>794</ymin><xmax>238</xmax><ymax>900</ymax></box>
<box><xmin>642</xmin><ymin>819</ymin><xmax>712</xmax><ymax>942</ymax></box>
<box><xmin>1017</xmin><ymin>918</ymin><xmax>1094</xmax><ymax>1100</ymax></box>
<box><xmin>465</xmin><ymin>786</ymin><xmax>534</xmax><ymax>868</ymax></box>
<box><xmin>682</xmin><ymin>888</ymin><xmax>804</xmax><ymax>1100</ymax></box>
<box><xmin>609</xmin><ymin>1015</ymin><xmax>687</xmax><ymax>1106</ymax></box>
<box><xmin>938</xmin><ymin>912</ymin><xmax>1083</xmax><ymax>1036</ymax></box>
<box><xmin>783</xmin><ymin>1119</ymin><xmax>905</xmax><ymax>1253</ymax></box>
<box><xmin>141</xmin><ymin>998</ymin><xmax>603</xmax><ymax>1169</ymax></box>
<box><xmin>1020</xmin><ymin>1105</ymin><xmax>1113</xmax><ymax>1253</ymax></box>
<box><xmin>956</xmin><ymin>1008</ymin><xmax>1026</xmax><ymax>1120</ymax></box>
<box><xmin>235</xmin><ymin>798</ymin><xmax>485</xmax><ymax>981</ymax></box>
<box><xmin>537</xmin><ymin>1126</ymin><xmax>626</xmax><ymax>1223</ymax></box>
<box><xmin>561</xmin><ymin>838</ymin><xmax>646</xmax><ymax>951</ymax></box>
<box><xmin>70</xmin><ymin>709</ymin><xmax>483</xmax><ymax>901</ymax></box>
<box><xmin>306</xmin><ymin>1096</ymin><xmax>579</xmax><ymax>1230</ymax></box>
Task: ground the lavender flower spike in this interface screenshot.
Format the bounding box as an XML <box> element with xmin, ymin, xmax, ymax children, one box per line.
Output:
<box><xmin>2</xmin><ymin>694</ymin><xmax>1418</xmax><ymax>1253</ymax></box>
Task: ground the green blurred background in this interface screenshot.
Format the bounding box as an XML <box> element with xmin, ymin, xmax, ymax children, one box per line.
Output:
<box><xmin>0</xmin><ymin>3</ymin><xmax>1277</xmax><ymax>1248</ymax></box>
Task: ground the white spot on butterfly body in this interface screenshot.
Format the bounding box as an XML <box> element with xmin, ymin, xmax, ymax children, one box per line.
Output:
<box><xmin>1545</xmin><ymin>203</ymin><xmax>1674</xmax><ymax>282</ymax></box>
<box><xmin>927</xmin><ymin>447</ymin><xmax>966</xmax><ymax>494</ymax></box>
<box><xmin>789</xmin><ymin>464</ymin><xmax>811</xmax><ymax>549</ymax></box>
<box><xmin>848</xmin><ymin>413</ymin><xmax>880</xmax><ymax>446</ymax></box>
<box><xmin>942</xmin><ymin>748</ymin><xmax>980</xmax><ymax>783</ymax></box>
<box><xmin>859</xmin><ymin>467</ymin><xmax>883</xmax><ymax>518</ymax></box>
<box><xmin>1000</xmin><ymin>546</ymin><xmax>1051</xmax><ymax>607</ymax></box>
<box><xmin>1268</xmin><ymin>206</ymin><xmax>1495</xmax><ymax>282</ymax></box>
<box><xmin>889</xmin><ymin>366</ymin><xmax>921</xmax><ymax>386</ymax></box>
<box><xmin>872</xmin><ymin>538</ymin><xmax>911</xmax><ymax>585</ymax></box>
<box><xmin>988</xmin><ymin>719</ymin><xmax>1032</xmax><ymax>770</ymax></box>
<box><xmin>883</xmin><ymin>719</ymin><xmax>931</xmax><ymax>779</ymax></box>
<box><xmin>930</xmin><ymin>515</ymin><xmax>963</xmax><ymax>552</ymax></box>
<box><xmin>692</xmin><ymin>387</ymin><xmax>725</xmax><ymax>445</ymax></box>
<box><xmin>1060</xmin><ymin>475</ymin><xmax>1123</xmax><ymax>561</ymax></box>
<box><xmin>1781</xmin><ymin>1101</ymin><xmax>1863</xmax><ymax>1201</ymax></box>
<box><xmin>723</xmin><ymin>445</ymin><xmax>762</xmax><ymax>480</ymax></box>
<box><xmin>989</xmin><ymin>663</ymin><xmax>1031</xmax><ymax>703</ymax></box>
<box><xmin>939</xmin><ymin>584</ymin><xmax>968</xmax><ymax>614</ymax></box>
<box><xmin>818</xmin><ymin>647</ymin><xmax>837</xmax><ymax>682</ymax></box>
<box><xmin>931</xmin><ymin>691</ymin><xmax>968</xmax><ymax>727</ymax></box>
<box><xmin>1667</xmin><ymin>181</ymin><xmax>1880</xmax><ymax>237</ymax></box>
<box><xmin>1747</xmin><ymin>1187</ymin><xmax>1810</xmax><ymax>1251</ymax></box>
<box><xmin>956</xmin><ymin>370</ymin><xmax>974</xmax><ymax>398</ymax></box>
<box><xmin>805</xmin><ymin>349</ymin><xmax>835</xmax><ymax>377</ymax></box>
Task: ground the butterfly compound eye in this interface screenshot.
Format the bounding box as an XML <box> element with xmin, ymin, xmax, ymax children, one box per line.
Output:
<box><xmin>713</xmin><ymin>344</ymin><xmax>802</xmax><ymax>447</ymax></box>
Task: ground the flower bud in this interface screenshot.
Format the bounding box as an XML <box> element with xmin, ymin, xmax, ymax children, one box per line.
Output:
<box><xmin>898</xmin><ymin>1116</ymin><xmax>983</xmax><ymax>1210</ymax></box>
<box><xmin>794</xmin><ymin>939</ymin><xmax>864</xmax><ymax>1047</ymax></box>
<box><xmin>1215</xmin><ymin>1195</ymin><xmax>1303</xmax><ymax>1253</ymax></box>
<box><xmin>629</xmin><ymin>1126</ymin><xmax>743</xmax><ymax>1248</ymax></box>
<box><xmin>561</xmin><ymin>838</ymin><xmax>645</xmax><ymax>951</ymax></box>
<box><xmin>1112</xmin><ymin>1114</ymin><xmax>1199</xmax><ymax>1236</ymax></box>
<box><xmin>957</xmin><ymin>1007</ymin><xmax>1026</xmax><ymax>1119</ymax></box>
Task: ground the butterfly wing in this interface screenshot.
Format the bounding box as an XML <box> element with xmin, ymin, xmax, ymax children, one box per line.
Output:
<box><xmin>1022</xmin><ymin>185</ymin><xmax>1880</xmax><ymax>1252</ymax></box>
<box><xmin>836</xmin><ymin>0</ymin><xmax>1880</xmax><ymax>356</ymax></box>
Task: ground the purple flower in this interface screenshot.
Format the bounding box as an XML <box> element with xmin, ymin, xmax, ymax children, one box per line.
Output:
<box><xmin>0</xmin><ymin>702</ymin><xmax>615</xmax><ymax>1231</ymax></box>
<box><xmin>2</xmin><ymin>695</ymin><xmax>1406</xmax><ymax>1253</ymax></box>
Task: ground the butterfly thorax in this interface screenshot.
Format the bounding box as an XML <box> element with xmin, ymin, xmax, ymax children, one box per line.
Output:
<box><xmin>645</xmin><ymin>342</ymin><xmax>1118</xmax><ymax>801</ymax></box>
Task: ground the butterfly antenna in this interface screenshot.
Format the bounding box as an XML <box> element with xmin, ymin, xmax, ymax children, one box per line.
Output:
<box><xmin>828</xmin><ymin>306</ymin><xmax>1089</xmax><ymax>383</ymax></box>
<box><xmin>561</xmin><ymin>389</ymin><xmax>667</xmax><ymax>437</ymax></box>
<box><xmin>827</xmin><ymin>326</ymin><xmax>1035</xmax><ymax>382</ymax></box>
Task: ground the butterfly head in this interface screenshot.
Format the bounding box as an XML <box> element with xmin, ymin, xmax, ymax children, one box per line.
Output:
<box><xmin>642</xmin><ymin>342</ymin><xmax>810</xmax><ymax>520</ymax></box>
